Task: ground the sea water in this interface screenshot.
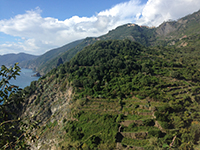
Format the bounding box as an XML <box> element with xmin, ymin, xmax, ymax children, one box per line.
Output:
<box><xmin>10</xmin><ymin>68</ymin><xmax>40</xmax><ymax>89</ymax></box>
<box><xmin>0</xmin><ymin>68</ymin><xmax>40</xmax><ymax>104</ymax></box>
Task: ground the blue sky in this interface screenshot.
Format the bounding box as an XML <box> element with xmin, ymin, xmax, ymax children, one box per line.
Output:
<box><xmin>0</xmin><ymin>0</ymin><xmax>147</xmax><ymax>20</ymax></box>
<box><xmin>0</xmin><ymin>0</ymin><xmax>200</xmax><ymax>55</ymax></box>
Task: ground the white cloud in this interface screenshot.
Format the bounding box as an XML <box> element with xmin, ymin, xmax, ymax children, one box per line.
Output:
<box><xmin>136</xmin><ymin>0</ymin><xmax>200</xmax><ymax>26</ymax></box>
<box><xmin>0</xmin><ymin>43</ymin><xmax>24</xmax><ymax>54</ymax></box>
<box><xmin>0</xmin><ymin>0</ymin><xmax>144</xmax><ymax>55</ymax></box>
<box><xmin>0</xmin><ymin>0</ymin><xmax>200</xmax><ymax>55</ymax></box>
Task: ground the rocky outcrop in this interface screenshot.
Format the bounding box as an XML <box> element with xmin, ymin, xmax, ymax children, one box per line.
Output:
<box><xmin>32</xmin><ymin>72</ymin><xmax>41</xmax><ymax>77</ymax></box>
<box><xmin>156</xmin><ymin>22</ymin><xmax>178</xmax><ymax>36</ymax></box>
<box><xmin>20</xmin><ymin>77</ymin><xmax>73</xmax><ymax>150</ymax></box>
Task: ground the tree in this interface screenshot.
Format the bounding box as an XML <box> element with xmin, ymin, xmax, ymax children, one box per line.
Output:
<box><xmin>0</xmin><ymin>63</ymin><xmax>30</xmax><ymax>149</ymax></box>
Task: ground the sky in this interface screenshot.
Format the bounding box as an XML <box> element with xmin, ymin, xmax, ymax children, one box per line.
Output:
<box><xmin>0</xmin><ymin>0</ymin><xmax>200</xmax><ymax>55</ymax></box>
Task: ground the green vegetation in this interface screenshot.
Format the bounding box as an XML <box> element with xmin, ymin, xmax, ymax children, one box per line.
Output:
<box><xmin>0</xmin><ymin>64</ymin><xmax>24</xmax><ymax>149</ymax></box>
<box><xmin>65</xmin><ymin>112</ymin><xmax>118</xmax><ymax>149</ymax></box>
<box><xmin>22</xmin><ymin>38</ymin><xmax>200</xmax><ymax>149</ymax></box>
<box><xmin>0</xmin><ymin>64</ymin><xmax>40</xmax><ymax>149</ymax></box>
<box><xmin>0</xmin><ymin>64</ymin><xmax>31</xmax><ymax>149</ymax></box>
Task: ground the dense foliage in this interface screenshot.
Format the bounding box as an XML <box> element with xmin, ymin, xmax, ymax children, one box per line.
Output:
<box><xmin>0</xmin><ymin>64</ymin><xmax>26</xmax><ymax>149</ymax></box>
<box><xmin>0</xmin><ymin>64</ymin><xmax>39</xmax><ymax>149</ymax></box>
<box><xmin>30</xmin><ymin>39</ymin><xmax>200</xmax><ymax>149</ymax></box>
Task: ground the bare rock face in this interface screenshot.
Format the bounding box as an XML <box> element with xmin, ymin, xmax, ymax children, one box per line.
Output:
<box><xmin>20</xmin><ymin>77</ymin><xmax>73</xmax><ymax>150</ymax></box>
<box><xmin>178</xmin><ymin>19</ymin><xmax>188</xmax><ymax>24</ymax></box>
<box><xmin>156</xmin><ymin>22</ymin><xmax>177</xmax><ymax>36</ymax></box>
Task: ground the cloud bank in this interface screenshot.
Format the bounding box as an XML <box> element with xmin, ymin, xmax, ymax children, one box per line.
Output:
<box><xmin>0</xmin><ymin>0</ymin><xmax>200</xmax><ymax>55</ymax></box>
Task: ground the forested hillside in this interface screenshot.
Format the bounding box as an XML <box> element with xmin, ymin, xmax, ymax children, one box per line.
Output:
<box><xmin>18</xmin><ymin>39</ymin><xmax>200</xmax><ymax>149</ymax></box>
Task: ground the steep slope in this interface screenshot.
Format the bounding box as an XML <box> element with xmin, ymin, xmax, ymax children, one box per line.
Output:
<box><xmin>155</xmin><ymin>9</ymin><xmax>200</xmax><ymax>45</ymax></box>
<box><xmin>0</xmin><ymin>53</ymin><xmax>38</xmax><ymax>66</ymax></box>
<box><xmin>20</xmin><ymin>39</ymin><xmax>200</xmax><ymax>149</ymax></box>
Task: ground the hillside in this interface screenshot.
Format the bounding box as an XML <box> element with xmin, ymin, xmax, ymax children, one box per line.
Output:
<box><xmin>0</xmin><ymin>53</ymin><xmax>38</xmax><ymax>67</ymax></box>
<box><xmin>19</xmin><ymin>39</ymin><xmax>200</xmax><ymax>149</ymax></box>
<box><xmin>19</xmin><ymin>39</ymin><xmax>83</xmax><ymax>74</ymax></box>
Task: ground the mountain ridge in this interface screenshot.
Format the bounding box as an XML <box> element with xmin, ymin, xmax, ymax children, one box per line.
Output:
<box><xmin>0</xmin><ymin>53</ymin><xmax>38</xmax><ymax>67</ymax></box>
<box><xmin>19</xmin><ymin>9</ymin><xmax>200</xmax><ymax>75</ymax></box>
<box><xmin>19</xmin><ymin>39</ymin><xmax>83</xmax><ymax>73</ymax></box>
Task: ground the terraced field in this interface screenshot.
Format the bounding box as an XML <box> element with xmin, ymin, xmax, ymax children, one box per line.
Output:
<box><xmin>61</xmin><ymin>71</ymin><xmax>200</xmax><ymax>149</ymax></box>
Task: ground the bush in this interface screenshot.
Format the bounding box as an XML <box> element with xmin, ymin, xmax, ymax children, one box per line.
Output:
<box><xmin>72</xmin><ymin>79</ymin><xmax>82</xmax><ymax>87</ymax></box>
<box><xmin>143</xmin><ymin>119</ymin><xmax>155</xmax><ymax>126</ymax></box>
<box><xmin>116</xmin><ymin>114</ymin><xmax>124</xmax><ymax>123</ymax></box>
<box><xmin>136</xmin><ymin>94</ymin><xmax>146</xmax><ymax>99</ymax></box>
<box><xmin>160</xmin><ymin>121</ymin><xmax>170</xmax><ymax>129</ymax></box>
<box><xmin>34</xmin><ymin>96</ymin><xmax>40</xmax><ymax>105</ymax></box>
<box><xmin>86</xmin><ymin>135</ymin><xmax>101</xmax><ymax>149</ymax></box>
<box><xmin>148</xmin><ymin>129</ymin><xmax>164</xmax><ymax>138</ymax></box>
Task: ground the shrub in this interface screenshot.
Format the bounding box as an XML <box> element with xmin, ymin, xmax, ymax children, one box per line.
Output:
<box><xmin>143</xmin><ymin>119</ymin><xmax>155</xmax><ymax>126</ymax></box>
<box><xmin>86</xmin><ymin>135</ymin><xmax>101</xmax><ymax>149</ymax></box>
<box><xmin>148</xmin><ymin>129</ymin><xmax>164</xmax><ymax>138</ymax></box>
<box><xmin>34</xmin><ymin>96</ymin><xmax>40</xmax><ymax>105</ymax></box>
<box><xmin>72</xmin><ymin>79</ymin><xmax>82</xmax><ymax>87</ymax></box>
<box><xmin>160</xmin><ymin>121</ymin><xmax>170</xmax><ymax>129</ymax></box>
<box><xmin>136</xmin><ymin>94</ymin><xmax>146</xmax><ymax>99</ymax></box>
<box><xmin>116</xmin><ymin>114</ymin><xmax>124</xmax><ymax>123</ymax></box>
<box><xmin>128</xmin><ymin>122</ymin><xmax>136</xmax><ymax>129</ymax></box>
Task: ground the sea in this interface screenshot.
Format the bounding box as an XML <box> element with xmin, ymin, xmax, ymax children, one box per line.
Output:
<box><xmin>10</xmin><ymin>68</ymin><xmax>40</xmax><ymax>89</ymax></box>
<box><xmin>0</xmin><ymin>68</ymin><xmax>40</xmax><ymax>105</ymax></box>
